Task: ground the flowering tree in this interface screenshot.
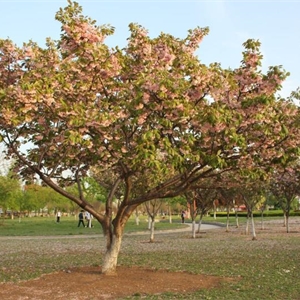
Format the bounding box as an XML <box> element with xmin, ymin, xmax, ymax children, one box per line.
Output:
<box><xmin>240</xmin><ymin>182</ymin><xmax>268</xmax><ymax>240</ymax></box>
<box><xmin>185</xmin><ymin>180</ymin><xmax>218</xmax><ymax>238</ymax></box>
<box><xmin>218</xmin><ymin>186</ymin><xmax>238</xmax><ymax>232</ymax></box>
<box><xmin>0</xmin><ymin>1</ymin><xmax>295</xmax><ymax>274</ymax></box>
<box><xmin>270</xmin><ymin>166</ymin><xmax>300</xmax><ymax>233</ymax></box>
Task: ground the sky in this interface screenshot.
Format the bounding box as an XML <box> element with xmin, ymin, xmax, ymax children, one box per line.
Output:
<box><xmin>0</xmin><ymin>0</ymin><xmax>299</xmax><ymax>99</ymax></box>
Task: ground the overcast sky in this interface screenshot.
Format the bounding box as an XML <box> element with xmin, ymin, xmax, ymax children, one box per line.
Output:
<box><xmin>1</xmin><ymin>0</ymin><xmax>299</xmax><ymax>98</ymax></box>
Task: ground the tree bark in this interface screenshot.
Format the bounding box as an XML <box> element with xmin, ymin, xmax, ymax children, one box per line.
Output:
<box><xmin>286</xmin><ymin>214</ymin><xmax>290</xmax><ymax>233</ymax></box>
<box><xmin>101</xmin><ymin>234</ymin><xmax>123</xmax><ymax>275</ymax></box>
<box><xmin>197</xmin><ymin>214</ymin><xmax>203</xmax><ymax>233</ymax></box>
<box><xmin>235</xmin><ymin>209</ymin><xmax>239</xmax><ymax>228</ymax></box>
<box><xmin>260</xmin><ymin>210</ymin><xmax>264</xmax><ymax>230</ymax></box>
<box><xmin>286</xmin><ymin>203</ymin><xmax>291</xmax><ymax>233</ymax></box>
<box><xmin>245</xmin><ymin>215</ymin><xmax>249</xmax><ymax>235</ymax></box>
<box><xmin>191</xmin><ymin>220</ymin><xmax>196</xmax><ymax>239</ymax></box>
<box><xmin>168</xmin><ymin>205</ymin><xmax>172</xmax><ymax>223</ymax></box>
<box><xmin>149</xmin><ymin>217</ymin><xmax>155</xmax><ymax>242</ymax></box>
<box><xmin>283</xmin><ymin>211</ymin><xmax>287</xmax><ymax>227</ymax></box>
<box><xmin>213</xmin><ymin>201</ymin><xmax>217</xmax><ymax>220</ymax></box>
<box><xmin>135</xmin><ymin>209</ymin><xmax>140</xmax><ymax>226</ymax></box>
<box><xmin>226</xmin><ymin>205</ymin><xmax>230</xmax><ymax>232</ymax></box>
<box><xmin>251</xmin><ymin>211</ymin><xmax>257</xmax><ymax>240</ymax></box>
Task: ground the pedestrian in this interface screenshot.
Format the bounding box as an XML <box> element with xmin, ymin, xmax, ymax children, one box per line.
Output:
<box><xmin>78</xmin><ymin>210</ymin><xmax>85</xmax><ymax>227</ymax></box>
<box><xmin>85</xmin><ymin>211</ymin><xmax>94</xmax><ymax>228</ymax></box>
<box><xmin>181</xmin><ymin>210</ymin><xmax>186</xmax><ymax>224</ymax></box>
<box><xmin>56</xmin><ymin>211</ymin><xmax>61</xmax><ymax>223</ymax></box>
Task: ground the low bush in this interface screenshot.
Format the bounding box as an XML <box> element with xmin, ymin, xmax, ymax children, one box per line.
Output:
<box><xmin>209</xmin><ymin>210</ymin><xmax>300</xmax><ymax>218</ymax></box>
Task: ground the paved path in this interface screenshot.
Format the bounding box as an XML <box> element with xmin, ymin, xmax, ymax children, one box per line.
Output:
<box><xmin>181</xmin><ymin>222</ymin><xmax>223</xmax><ymax>230</ymax></box>
<box><xmin>125</xmin><ymin>222</ymin><xmax>223</xmax><ymax>236</ymax></box>
<box><xmin>151</xmin><ymin>222</ymin><xmax>223</xmax><ymax>234</ymax></box>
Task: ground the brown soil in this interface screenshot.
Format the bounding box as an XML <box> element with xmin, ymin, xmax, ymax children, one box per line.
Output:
<box><xmin>0</xmin><ymin>265</ymin><xmax>227</xmax><ymax>299</ymax></box>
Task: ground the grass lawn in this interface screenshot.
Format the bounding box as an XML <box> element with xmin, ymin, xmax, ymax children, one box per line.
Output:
<box><xmin>0</xmin><ymin>215</ymin><xmax>299</xmax><ymax>299</ymax></box>
<box><xmin>0</xmin><ymin>210</ymin><xmax>288</xmax><ymax>237</ymax></box>
<box><xmin>0</xmin><ymin>214</ymin><xmax>186</xmax><ymax>236</ymax></box>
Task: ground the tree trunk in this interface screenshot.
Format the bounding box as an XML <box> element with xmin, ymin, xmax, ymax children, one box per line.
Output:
<box><xmin>191</xmin><ymin>220</ymin><xmax>196</xmax><ymax>239</ymax></box>
<box><xmin>197</xmin><ymin>214</ymin><xmax>203</xmax><ymax>233</ymax></box>
<box><xmin>167</xmin><ymin>204</ymin><xmax>172</xmax><ymax>223</ymax></box>
<box><xmin>235</xmin><ymin>210</ymin><xmax>239</xmax><ymax>228</ymax></box>
<box><xmin>286</xmin><ymin>214</ymin><xmax>290</xmax><ymax>233</ymax></box>
<box><xmin>213</xmin><ymin>202</ymin><xmax>217</xmax><ymax>220</ymax></box>
<box><xmin>226</xmin><ymin>205</ymin><xmax>230</xmax><ymax>232</ymax></box>
<box><xmin>283</xmin><ymin>211</ymin><xmax>287</xmax><ymax>227</ymax></box>
<box><xmin>149</xmin><ymin>218</ymin><xmax>155</xmax><ymax>242</ymax></box>
<box><xmin>148</xmin><ymin>215</ymin><xmax>152</xmax><ymax>230</ymax></box>
<box><xmin>251</xmin><ymin>211</ymin><xmax>257</xmax><ymax>240</ymax></box>
<box><xmin>101</xmin><ymin>234</ymin><xmax>123</xmax><ymax>275</ymax></box>
<box><xmin>260</xmin><ymin>210</ymin><xmax>264</xmax><ymax>230</ymax></box>
<box><xmin>245</xmin><ymin>214</ymin><xmax>249</xmax><ymax>235</ymax></box>
<box><xmin>135</xmin><ymin>209</ymin><xmax>140</xmax><ymax>226</ymax></box>
<box><xmin>286</xmin><ymin>204</ymin><xmax>291</xmax><ymax>233</ymax></box>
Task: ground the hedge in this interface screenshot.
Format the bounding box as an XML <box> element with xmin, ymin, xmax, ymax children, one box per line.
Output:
<box><xmin>209</xmin><ymin>210</ymin><xmax>300</xmax><ymax>218</ymax></box>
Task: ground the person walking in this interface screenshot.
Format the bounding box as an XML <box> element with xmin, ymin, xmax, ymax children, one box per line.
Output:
<box><xmin>56</xmin><ymin>211</ymin><xmax>61</xmax><ymax>223</ymax></box>
<box><xmin>85</xmin><ymin>211</ymin><xmax>94</xmax><ymax>228</ymax></box>
<box><xmin>181</xmin><ymin>210</ymin><xmax>186</xmax><ymax>224</ymax></box>
<box><xmin>78</xmin><ymin>210</ymin><xmax>85</xmax><ymax>227</ymax></box>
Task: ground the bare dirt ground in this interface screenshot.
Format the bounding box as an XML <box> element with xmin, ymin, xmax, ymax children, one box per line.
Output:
<box><xmin>1</xmin><ymin>265</ymin><xmax>227</xmax><ymax>300</ymax></box>
<box><xmin>0</xmin><ymin>219</ymin><xmax>299</xmax><ymax>300</ymax></box>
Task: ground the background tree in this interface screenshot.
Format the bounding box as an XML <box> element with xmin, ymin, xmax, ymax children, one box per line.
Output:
<box><xmin>184</xmin><ymin>191</ymin><xmax>198</xmax><ymax>238</ymax></box>
<box><xmin>194</xmin><ymin>187</ymin><xmax>218</xmax><ymax>234</ymax></box>
<box><xmin>0</xmin><ymin>1</ymin><xmax>295</xmax><ymax>274</ymax></box>
<box><xmin>239</xmin><ymin>181</ymin><xmax>267</xmax><ymax>240</ymax></box>
<box><xmin>23</xmin><ymin>184</ymin><xmax>48</xmax><ymax>216</ymax></box>
<box><xmin>0</xmin><ymin>173</ymin><xmax>21</xmax><ymax>219</ymax></box>
<box><xmin>185</xmin><ymin>183</ymin><xmax>217</xmax><ymax>238</ymax></box>
<box><xmin>269</xmin><ymin>166</ymin><xmax>300</xmax><ymax>233</ymax></box>
<box><xmin>144</xmin><ymin>199</ymin><xmax>163</xmax><ymax>243</ymax></box>
<box><xmin>218</xmin><ymin>187</ymin><xmax>236</xmax><ymax>232</ymax></box>
<box><xmin>162</xmin><ymin>196</ymin><xmax>185</xmax><ymax>224</ymax></box>
<box><xmin>217</xmin><ymin>180</ymin><xmax>245</xmax><ymax>229</ymax></box>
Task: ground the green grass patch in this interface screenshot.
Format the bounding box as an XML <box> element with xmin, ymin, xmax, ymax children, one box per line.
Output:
<box><xmin>0</xmin><ymin>215</ymin><xmax>186</xmax><ymax>237</ymax></box>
